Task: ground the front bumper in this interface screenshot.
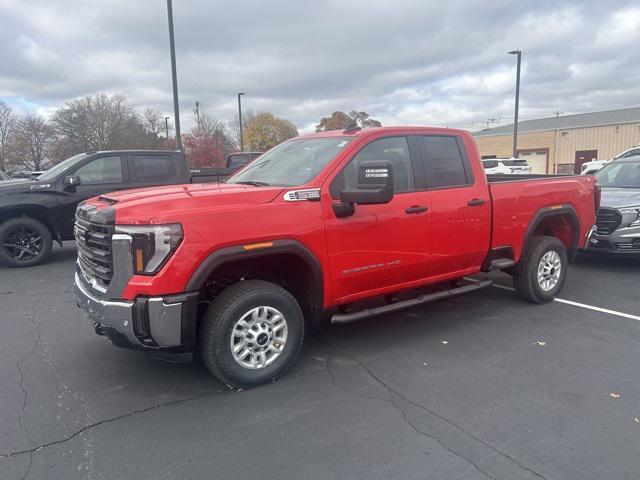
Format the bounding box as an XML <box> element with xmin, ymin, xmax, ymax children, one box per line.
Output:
<box><xmin>74</xmin><ymin>272</ymin><xmax>199</xmax><ymax>362</ymax></box>
<box><xmin>586</xmin><ymin>224</ymin><xmax>640</xmax><ymax>254</ymax></box>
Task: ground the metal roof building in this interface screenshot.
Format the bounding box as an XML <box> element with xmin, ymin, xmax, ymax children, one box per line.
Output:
<box><xmin>473</xmin><ymin>107</ymin><xmax>640</xmax><ymax>174</ymax></box>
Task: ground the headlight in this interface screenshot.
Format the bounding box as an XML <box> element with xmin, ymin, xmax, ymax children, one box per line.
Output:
<box><xmin>115</xmin><ymin>224</ymin><xmax>183</xmax><ymax>275</ymax></box>
<box><xmin>620</xmin><ymin>206</ymin><xmax>640</xmax><ymax>227</ymax></box>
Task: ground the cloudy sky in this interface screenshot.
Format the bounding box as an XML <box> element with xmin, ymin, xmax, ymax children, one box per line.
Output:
<box><xmin>1</xmin><ymin>0</ymin><xmax>639</xmax><ymax>133</ymax></box>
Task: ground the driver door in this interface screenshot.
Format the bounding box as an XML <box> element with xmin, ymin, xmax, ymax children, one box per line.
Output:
<box><xmin>322</xmin><ymin>136</ymin><xmax>431</xmax><ymax>304</ymax></box>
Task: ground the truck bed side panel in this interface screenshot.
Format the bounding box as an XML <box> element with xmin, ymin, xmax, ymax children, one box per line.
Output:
<box><xmin>488</xmin><ymin>176</ymin><xmax>596</xmax><ymax>261</ymax></box>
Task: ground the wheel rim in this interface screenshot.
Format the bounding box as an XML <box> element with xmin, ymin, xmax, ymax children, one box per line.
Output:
<box><xmin>230</xmin><ymin>306</ymin><xmax>288</xmax><ymax>369</ymax></box>
<box><xmin>537</xmin><ymin>250</ymin><xmax>562</xmax><ymax>291</ymax></box>
<box><xmin>1</xmin><ymin>226</ymin><xmax>43</xmax><ymax>261</ymax></box>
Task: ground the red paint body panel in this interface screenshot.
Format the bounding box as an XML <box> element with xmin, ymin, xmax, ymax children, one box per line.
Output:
<box><xmin>84</xmin><ymin>127</ymin><xmax>596</xmax><ymax>309</ymax></box>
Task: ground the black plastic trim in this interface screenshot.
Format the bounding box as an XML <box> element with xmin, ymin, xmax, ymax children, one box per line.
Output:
<box><xmin>186</xmin><ymin>240</ymin><xmax>324</xmax><ymax>321</ymax></box>
<box><xmin>523</xmin><ymin>205</ymin><xmax>581</xmax><ymax>259</ymax></box>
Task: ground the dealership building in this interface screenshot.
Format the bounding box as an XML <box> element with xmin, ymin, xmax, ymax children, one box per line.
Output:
<box><xmin>473</xmin><ymin>107</ymin><xmax>640</xmax><ymax>174</ymax></box>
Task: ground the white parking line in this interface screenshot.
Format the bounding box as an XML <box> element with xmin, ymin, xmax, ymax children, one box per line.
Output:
<box><xmin>466</xmin><ymin>278</ymin><xmax>640</xmax><ymax>322</ymax></box>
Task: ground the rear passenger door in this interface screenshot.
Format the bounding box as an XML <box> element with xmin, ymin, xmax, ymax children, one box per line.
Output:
<box><xmin>126</xmin><ymin>153</ymin><xmax>182</xmax><ymax>189</ymax></box>
<box><xmin>416</xmin><ymin>135</ymin><xmax>491</xmax><ymax>277</ymax></box>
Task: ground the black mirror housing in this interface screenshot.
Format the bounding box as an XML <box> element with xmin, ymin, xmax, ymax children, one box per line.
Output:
<box><xmin>63</xmin><ymin>175</ymin><xmax>81</xmax><ymax>186</ymax></box>
<box><xmin>339</xmin><ymin>160</ymin><xmax>394</xmax><ymax>205</ymax></box>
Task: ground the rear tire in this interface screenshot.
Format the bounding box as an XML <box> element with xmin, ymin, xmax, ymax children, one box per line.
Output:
<box><xmin>0</xmin><ymin>217</ymin><xmax>53</xmax><ymax>268</ymax></box>
<box><xmin>199</xmin><ymin>280</ymin><xmax>305</xmax><ymax>389</ymax></box>
<box><xmin>513</xmin><ymin>236</ymin><xmax>567</xmax><ymax>304</ymax></box>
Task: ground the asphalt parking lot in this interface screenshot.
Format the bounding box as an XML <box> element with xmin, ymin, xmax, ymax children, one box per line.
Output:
<box><xmin>1</xmin><ymin>244</ymin><xmax>639</xmax><ymax>480</ymax></box>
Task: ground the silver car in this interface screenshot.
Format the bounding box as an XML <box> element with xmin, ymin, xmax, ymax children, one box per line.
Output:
<box><xmin>588</xmin><ymin>156</ymin><xmax>640</xmax><ymax>254</ymax></box>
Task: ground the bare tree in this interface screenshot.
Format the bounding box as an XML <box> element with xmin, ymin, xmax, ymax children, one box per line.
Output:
<box><xmin>227</xmin><ymin>110</ymin><xmax>255</xmax><ymax>150</ymax></box>
<box><xmin>10</xmin><ymin>113</ymin><xmax>54</xmax><ymax>171</ymax></box>
<box><xmin>0</xmin><ymin>101</ymin><xmax>14</xmax><ymax>172</ymax></box>
<box><xmin>143</xmin><ymin>108</ymin><xmax>164</xmax><ymax>137</ymax></box>
<box><xmin>50</xmin><ymin>92</ymin><xmax>146</xmax><ymax>161</ymax></box>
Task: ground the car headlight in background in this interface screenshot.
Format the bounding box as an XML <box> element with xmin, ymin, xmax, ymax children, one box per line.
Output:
<box><xmin>115</xmin><ymin>224</ymin><xmax>183</xmax><ymax>275</ymax></box>
<box><xmin>619</xmin><ymin>206</ymin><xmax>640</xmax><ymax>227</ymax></box>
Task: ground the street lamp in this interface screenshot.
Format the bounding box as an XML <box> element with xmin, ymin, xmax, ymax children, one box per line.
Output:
<box><xmin>164</xmin><ymin>116</ymin><xmax>170</xmax><ymax>141</ymax></box>
<box><xmin>166</xmin><ymin>0</ymin><xmax>182</xmax><ymax>151</ymax></box>
<box><xmin>508</xmin><ymin>49</ymin><xmax>522</xmax><ymax>158</ymax></box>
<box><xmin>237</xmin><ymin>92</ymin><xmax>245</xmax><ymax>151</ymax></box>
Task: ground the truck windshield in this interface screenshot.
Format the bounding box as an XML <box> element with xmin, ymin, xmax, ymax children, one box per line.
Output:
<box><xmin>595</xmin><ymin>160</ymin><xmax>640</xmax><ymax>188</ymax></box>
<box><xmin>227</xmin><ymin>138</ymin><xmax>352</xmax><ymax>187</ymax></box>
<box><xmin>38</xmin><ymin>153</ymin><xmax>88</xmax><ymax>181</ymax></box>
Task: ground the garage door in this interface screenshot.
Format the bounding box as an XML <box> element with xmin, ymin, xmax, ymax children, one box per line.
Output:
<box><xmin>518</xmin><ymin>151</ymin><xmax>548</xmax><ymax>174</ymax></box>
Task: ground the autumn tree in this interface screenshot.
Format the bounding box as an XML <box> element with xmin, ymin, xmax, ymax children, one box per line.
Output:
<box><xmin>183</xmin><ymin>111</ymin><xmax>234</xmax><ymax>168</ymax></box>
<box><xmin>10</xmin><ymin>113</ymin><xmax>54</xmax><ymax>171</ymax></box>
<box><xmin>50</xmin><ymin>92</ymin><xmax>148</xmax><ymax>161</ymax></box>
<box><xmin>244</xmin><ymin>112</ymin><xmax>298</xmax><ymax>151</ymax></box>
<box><xmin>0</xmin><ymin>101</ymin><xmax>14</xmax><ymax>172</ymax></box>
<box><xmin>315</xmin><ymin>111</ymin><xmax>382</xmax><ymax>132</ymax></box>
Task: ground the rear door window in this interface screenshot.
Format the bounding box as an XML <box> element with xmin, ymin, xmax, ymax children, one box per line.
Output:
<box><xmin>419</xmin><ymin>136</ymin><xmax>472</xmax><ymax>188</ymax></box>
<box><xmin>131</xmin><ymin>155</ymin><xmax>175</xmax><ymax>182</ymax></box>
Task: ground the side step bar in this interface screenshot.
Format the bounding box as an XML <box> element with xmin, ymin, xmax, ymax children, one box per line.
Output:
<box><xmin>330</xmin><ymin>279</ymin><xmax>493</xmax><ymax>325</ymax></box>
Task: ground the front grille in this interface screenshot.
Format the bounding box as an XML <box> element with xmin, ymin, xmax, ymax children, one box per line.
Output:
<box><xmin>595</xmin><ymin>208</ymin><xmax>621</xmax><ymax>235</ymax></box>
<box><xmin>75</xmin><ymin>215</ymin><xmax>115</xmax><ymax>289</ymax></box>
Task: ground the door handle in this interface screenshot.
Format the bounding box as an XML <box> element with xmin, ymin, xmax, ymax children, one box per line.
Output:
<box><xmin>405</xmin><ymin>205</ymin><xmax>429</xmax><ymax>214</ymax></box>
<box><xmin>467</xmin><ymin>198</ymin><xmax>485</xmax><ymax>206</ymax></box>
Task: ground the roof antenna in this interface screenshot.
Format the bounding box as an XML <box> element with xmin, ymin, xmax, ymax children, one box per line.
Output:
<box><xmin>343</xmin><ymin>121</ymin><xmax>361</xmax><ymax>134</ymax></box>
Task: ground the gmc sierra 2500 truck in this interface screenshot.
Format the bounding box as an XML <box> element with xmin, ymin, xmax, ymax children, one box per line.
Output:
<box><xmin>74</xmin><ymin>126</ymin><xmax>598</xmax><ymax>389</ymax></box>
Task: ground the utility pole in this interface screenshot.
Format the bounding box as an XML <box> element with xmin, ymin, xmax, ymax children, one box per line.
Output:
<box><xmin>164</xmin><ymin>116</ymin><xmax>170</xmax><ymax>141</ymax></box>
<box><xmin>195</xmin><ymin>101</ymin><xmax>200</xmax><ymax>131</ymax></box>
<box><xmin>166</xmin><ymin>0</ymin><xmax>182</xmax><ymax>151</ymax></box>
<box><xmin>237</xmin><ymin>92</ymin><xmax>245</xmax><ymax>151</ymax></box>
<box><xmin>508</xmin><ymin>50</ymin><xmax>522</xmax><ymax>158</ymax></box>
<box><xmin>553</xmin><ymin>111</ymin><xmax>563</xmax><ymax>117</ymax></box>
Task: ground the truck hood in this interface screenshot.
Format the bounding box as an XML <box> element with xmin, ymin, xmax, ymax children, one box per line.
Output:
<box><xmin>100</xmin><ymin>182</ymin><xmax>284</xmax><ymax>224</ymax></box>
<box><xmin>601</xmin><ymin>187</ymin><xmax>640</xmax><ymax>208</ymax></box>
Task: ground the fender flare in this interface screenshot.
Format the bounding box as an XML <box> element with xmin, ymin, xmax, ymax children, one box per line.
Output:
<box><xmin>522</xmin><ymin>205</ymin><xmax>581</xmax><ymax>259</ymax></box>
<box><xmin>186</xmin><ymin>239</ymin><xmax>324</xmax><ymax>319</ymax></box>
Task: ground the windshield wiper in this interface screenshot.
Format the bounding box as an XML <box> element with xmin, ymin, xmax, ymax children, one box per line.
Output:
<box><xmin>233</xmin><ymin>180</ymin><xmax>271</xmax><ymax>187</ymax></box>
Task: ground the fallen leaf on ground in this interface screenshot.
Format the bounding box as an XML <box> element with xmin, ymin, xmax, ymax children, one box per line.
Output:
<box><xmin>422</xmin><ymin>362</ymin><xmax>429</xmax><ymax>366</ymax></box>
<box><xmin>610</xmin><ymin>392</ymin><xmax>621</xmax><ymax>398</ymax></box>
<box><xmin>635</xmin><ymin>418</ymin><xmax>639</xmax><ymax>423</ymax></box>
<box><xmin>533</xmin><ymin>341</ymin><xmax>546</xmax><ymax>346</ymax></box>
<box><xmin>441</xmin><ymin>340</ymin><xmax>448</xmax><ymax>345</ymax></box>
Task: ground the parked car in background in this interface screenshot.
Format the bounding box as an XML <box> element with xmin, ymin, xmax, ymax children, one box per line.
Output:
<box><xmin>0</xmin><ymin>171</ymin><xmax>10</xmax><ymax>181</ymax></box>
<box><xmin>190</xmin><ymin>151</ymin><xmax>263</xmax><ymax>183</ymax></box>
<box><xmin>73</xmin><ymin>126</ymin><xmax>597</xmax><ymax>389</ymax></box>
<box><xmin>612</xmin><ymin>144</ymin><xmax>640</xmax><ymax>161</ymax></box>
<box><xmin>581</xmin><ymin>160</ymin><xmax>609</xmax><ymax>175</ymax></box>
<box><xmin>482</xmin><ymin>159</ymin><xmax>511</xmax><ymax>175</ymax></box>
<box><xmin>0</xmin><ymin>150</ymin><xmax>222</xmax><ymax>268</ymax></box>
<box><xmin>587</xmin><ymin>156</ymin><xmax>640</xmax><ymax>254</ymax></box>
<box><xmin>482</xmin><ymin>158</ymin><xmax>531</xmax><ymax>175</ymax></box>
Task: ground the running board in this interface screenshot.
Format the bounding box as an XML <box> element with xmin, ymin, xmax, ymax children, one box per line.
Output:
<box><xmin>330</xmin><ymin>279</ymin><xmax>493</xmax><ymax>325</ymax></box>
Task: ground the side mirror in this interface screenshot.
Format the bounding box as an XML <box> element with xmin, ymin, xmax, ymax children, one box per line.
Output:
<box><xmin>63</xmin><ymin>175</ymin><xmax>81</xmax><ymax>186</ymax></box>
<box><xmin>339</xmin><ymin>160</ymin><xmax>394</xmax><ymax>205</ymax></box>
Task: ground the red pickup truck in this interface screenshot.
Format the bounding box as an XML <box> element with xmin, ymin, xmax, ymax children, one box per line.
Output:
<box><xmin>73</xmin><ymin>126</ymin><xmax>597</xmax><ymax>388</ymax></box>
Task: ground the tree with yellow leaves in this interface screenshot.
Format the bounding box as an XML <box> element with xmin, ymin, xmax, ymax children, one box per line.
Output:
<box><xmin>244</xmin><ymin>112</ymin><xmax>298</xmax><ymax>151</ymax></box>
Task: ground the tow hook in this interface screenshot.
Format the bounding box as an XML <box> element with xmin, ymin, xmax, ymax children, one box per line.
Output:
<box><xmin>94</xmin><ymin>322</ymin><xmax>106</xmax><ymax>336</ymax></box>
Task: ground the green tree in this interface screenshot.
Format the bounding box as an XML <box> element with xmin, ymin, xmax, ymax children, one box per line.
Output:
<box><xmin>244</xmin><ymin>112</ymin><xmax>298</xmax><ymax>151</ymax></box>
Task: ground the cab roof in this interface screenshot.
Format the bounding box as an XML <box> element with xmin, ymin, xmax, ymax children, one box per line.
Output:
<box><xmin>297</xmin><ymin>125</ymin><xmax>469</xmax><ymax>139</ymax></box>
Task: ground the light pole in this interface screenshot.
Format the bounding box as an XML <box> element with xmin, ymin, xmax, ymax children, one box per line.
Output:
<box><xmin>508</xmin><ymin>49</ymin><xmax>522</xmax><ymax>158</ymax></box>
<box><xmin>166</xmin><ymin>0</ymin><xmax>182</xmax><ymax>151</ymax></box>
<box><xmin>195</xmin><ymin>101</ymin><xmax>200</xmax><ymax>131</ymax></box>
<box><xmin>164</xmin><ymin>116</ymin><xmax>170</xmax><ymax>141</ymax></box>
<box><xmin>237</xmin><ymin>92</ymin><xmax>245</xmax><ymax>151</ymax></box>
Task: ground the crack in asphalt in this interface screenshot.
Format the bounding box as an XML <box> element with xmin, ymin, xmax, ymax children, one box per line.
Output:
<box><xmin>322</xmin><ymin>339</ymin><xmax>549</xmax><ymax>480</ymax></box>
<box><xmin>0</xmin><ymin>393</ymin><xmax>212</xmax><ymax>460</ymax></box>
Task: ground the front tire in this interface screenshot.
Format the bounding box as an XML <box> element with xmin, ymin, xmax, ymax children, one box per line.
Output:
<box><xmin>199</xmin><ymin>280</ymin><xmax>305</xmax><ymax>389</ymax></box>
<box><xmin>0</xmin><ymin>217</ymin><xmax>53</xmax><ymax>268</ymax></box>
<box><xmin>513</xmin><ymin>236</ymin><xmax>567</xmax><ymax>303</ymax></box>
